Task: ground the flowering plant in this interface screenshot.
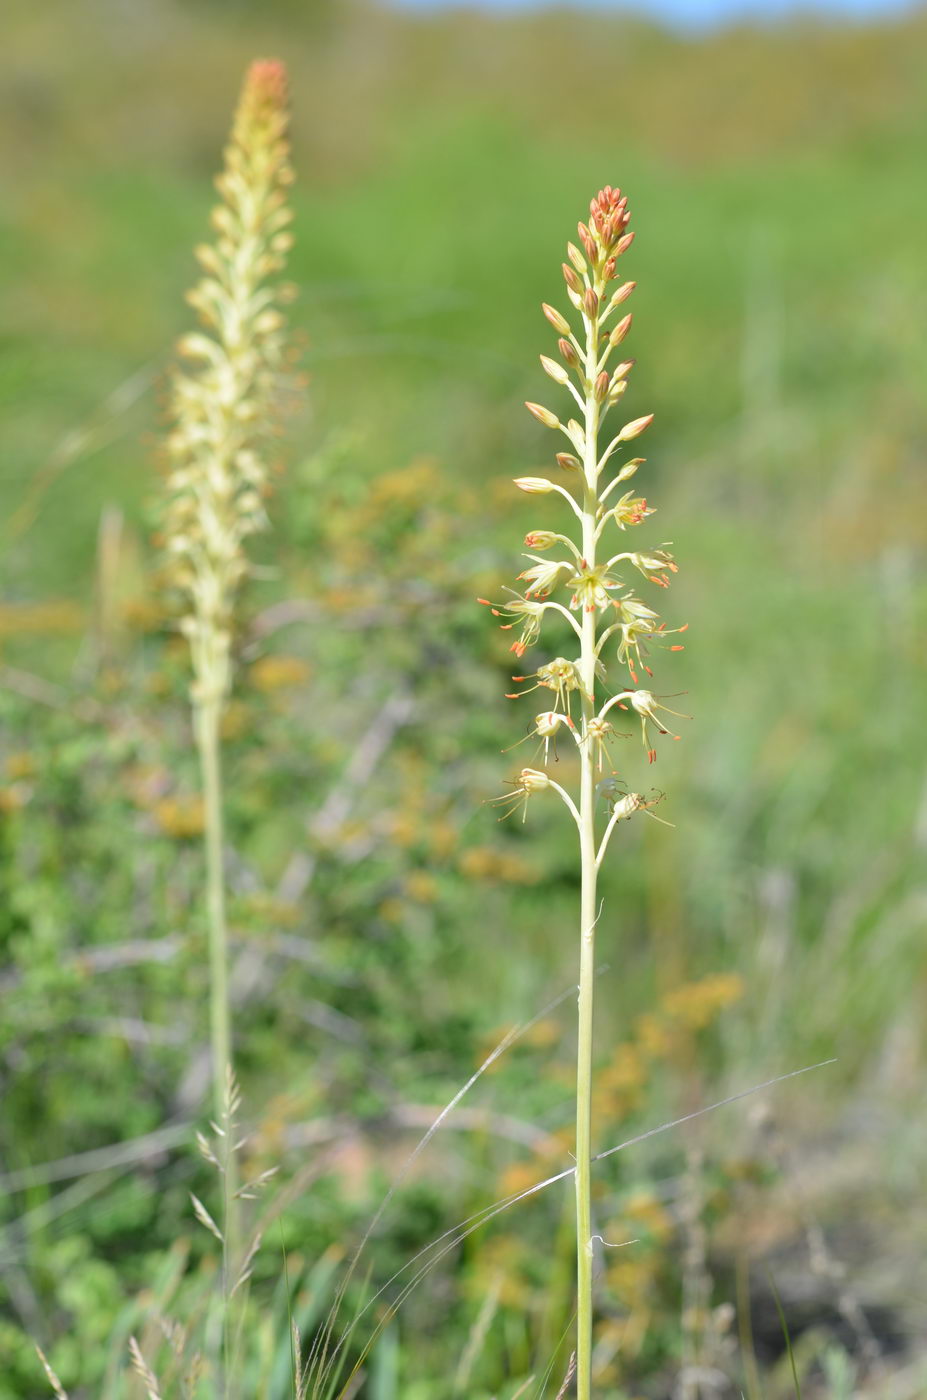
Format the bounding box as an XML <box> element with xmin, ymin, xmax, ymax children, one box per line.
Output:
<box><xmin>484</xmin><ymin>185</ymin><xmax>688</xmax><ymax>1395</ymax></box>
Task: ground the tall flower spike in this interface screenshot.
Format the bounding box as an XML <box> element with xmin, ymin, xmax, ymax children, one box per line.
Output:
<box><xmin>484</xmin><ymin>185</ymin><xmax>688</xmax><ymax>1399</ymax></box>
<box><xmin>165</xmin><ymin>58</ymin><xmax>296</xmax><ymax>710</ymax></box>
<box><xmin>162</xmin><ymin>61</ymin><xmax>297</xmax><ymax>1144</ymax></box>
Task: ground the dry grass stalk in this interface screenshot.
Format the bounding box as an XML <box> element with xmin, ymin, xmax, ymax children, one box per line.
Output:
<box><xmin>34</xmin><ymin>1347</ymin><xmax>69</xmax><ymax>1400</ymax></box>
<box><xmin>128</xmin><ymin>1336</ymin><xmax>164</xmax><ymax>1400</ymax></box>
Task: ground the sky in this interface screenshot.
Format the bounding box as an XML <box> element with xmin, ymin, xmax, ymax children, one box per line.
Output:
<box><xmin>394</xmin><ymin>0</ymin><xmax>914</xmax><ymax>30</ymax></box>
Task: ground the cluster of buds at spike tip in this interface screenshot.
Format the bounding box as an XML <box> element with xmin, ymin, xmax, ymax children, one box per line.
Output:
<box><xmin>163</xmin><ymin>59</ymin><xmax>296</xmax><ymax>710</ymax></box>
<box><xmin>485</xmin><ymin>183</ymin><xmax>690</xmax><ymax>831</ymax></box>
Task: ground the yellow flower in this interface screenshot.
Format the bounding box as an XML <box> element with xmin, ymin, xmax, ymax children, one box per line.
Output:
<box><xmin>498</xmin><ymin>1162</ymin><xmax>544</xmax><ymax>1197</ymax></box>
<box><xmin>458</xmin><ymin>846</ymin><xmax>539</xmax><ymax>884</ymax></box>
<box><xmin>249</xmin><ymin>655</ymin><xmax>311</xmax><ymax>692</ymax></box>
<box><xmin>525</xmin><ymin>1017</ymin><xmax>560</xmax><ymax>1050</ymax></box>
<box><xmin>623</xmin><ymin>1189</ymin><xmax>672</xmax><ymax>1242</ymax></box>
<box><xmin>661</xmin><ymin>972</ymin><xmax>744</xmax><ymax>1030</ymax></box>
<box><xmin>0</xmin><ymin>786</ymin><xmax>30</xmax><ymax>814</ymax></box>
<box><xmin>403</xmin><ymin>871</ymin><xmax>438</xmax><ymax>904</ymax></box>
<box><xmin>152</xmin><ymin>795</ymin><xmax>205</xmax><ymax>839</ymax></box>
<box><xmin>5</xmin><ymin>753</ymin><xmax>35</xmax><ymax>781</ymax></box>
<box><xmin>220</xmin><ymin>700</ymin><xmax>249</xmax><ymax>739</ymax></box>
<box><xmin>634</xmin><ymin>1012</ymin><xmax>672</xmax><ymax>1060</ymax></box>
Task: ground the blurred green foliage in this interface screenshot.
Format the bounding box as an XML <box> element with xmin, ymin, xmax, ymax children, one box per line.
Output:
<box><xmin>2</xmin><ymin>0</ymin><xmax>926</xmax><ymax>1395</ymax></box>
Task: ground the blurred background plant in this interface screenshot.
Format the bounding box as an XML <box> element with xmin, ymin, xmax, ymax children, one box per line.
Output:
<box><xmin>1</xmin><ymin>0</ymin><xmax>926</xmax><ymax>1395</ymax></box>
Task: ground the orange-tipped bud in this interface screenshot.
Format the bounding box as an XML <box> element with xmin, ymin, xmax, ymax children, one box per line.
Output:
<box><xmin>611</xmin><ymin>360</ymin><xmax>635</xmax><ymax>382</ymax></box>
<box><xmin>567</xmin><ymin>242</ymin><xmax>587</xmax><ymax>274</ymax></box>
<box><xmin>555</xmin><ymin>452</ymin><xmax>581</xmax><ymax>472</ymax></box>
<box><xmin>615</xmin><ymin>231</ymin><xmax>635</xmax><ymax>256</ymax></box>
<box><xmin>524</xmin><ymin>531</ymin><xmax>559</xmax><ymax>550</ymax></box>
<box><xmin>542</xmin><ymin>303</ymin><xmax>571</xmax><ymax>335</ymax></box>
<box><xmin>609</xmin><ymin>314</ymin><xmax>632</xmax><ymax>347</ymax></box>
<box><xmin>615</xmin><ymin>457</ymin><xmax>644</xmax><ymax>482</ymax></box>
<box><xmin>583</xmin><ymin>288</ymin><xmax>599</xmax><ymax>318</ymax></box>
<box><xmin>594</xmin><ymin>371</ymin><xmax>610</xmax><ymax>402</ymax></box>
<box><xmin>514</xmin><ymin>476</ymin><xmax>555</xmax><ymax>494</ymax></box>
<box><xmin>525</xmin><ymin>402</ymin><xmax>561</xmax><ymax>430</ymax></box>
<box><xmin>618</xmin><ymin>413</ymin><xmax>653</xmax><ymax>442</ymax></box>
<box><xmin>558</xmin><ymin>337</ymin><xmax>578</xmax><ymax>366</ymax></box>
<box><xmin>562</xmin><ymin>263</ymin><xmax>583</xmax><ymax>294</ymax></box>
<box><xmin>578</xmin><ymin>222</ymin><xmax>596</xmax><ymax>261</ymax></box>
<box><xmin>608</xmin><ymin>282</ymin><xmax>635</xmax><ymax>311</ymax></box>
<box><xmin>540</xmin><ymin>354</ymin><xmax>570</xmax><ymax>386</ymax></box>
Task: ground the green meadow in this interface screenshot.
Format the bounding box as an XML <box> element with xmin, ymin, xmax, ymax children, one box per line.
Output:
<box><xmin>2</xmin><ymin>1</ymin><xmax>926</xmax><ymax>1394</ymax></box>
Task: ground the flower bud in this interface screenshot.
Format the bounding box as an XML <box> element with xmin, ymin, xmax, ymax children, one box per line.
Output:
<box><xmin>562</xmin><ymin>263</ymin><xmax>583</xmax><ymax>294</ymax></box>
<box><xmin>540</xmin><ymin>354</ymin><xmax>570</xmax><ymax>386</ymax></box>
<box><xmin>542</xmin><ymin>303</ymin><xmax>571</xmax><ymax>335</ymax></box>
<box><xmin>558</xmin><ymin>338</ymin><xmax>578</xmax><ymax>366</ymax></box>
<box><xmin>514</xmin><ymin>476</ymin><xmax>555</xmax><ymax>494</ymax></box>
<box><xmin>607</xmin><ymin>281</ymin><xmax>635</xmax><ymax>312</ymax></box>
<box><xmin>583</xmin><ymin>288</ymin><xmax>599</xmax><ymax>318</ymax></box>
<box><xmin>567</xmin><ymin>242</ymin><xmax>587</xmax><ymax>274</ymax></box>
<box><xmin>177</xmin><ymin>332</ymin><xmax>221</xmax><ymax>363</ymax></box>
<box><xmin>520</xmin><ymin>768</ymin><xmax>552</xmax><ymax>793</ymax></box>
<box><xmin>609</xmin><ymin>314</ymin><xmax>632</xmax><ymax>347</ymax></box>
<box><xmin>618</xmin><ymin>414</ymin><xmax>654</xmax><ymax>442</ymax></box>
<box><xmin>577</xmin><ymin>222</ymin><xmax>596</xmax><ymax>261</ymax></box>
<box><xmin>615</xmin><ymin>231</ymin><xmax>635</xmax><ymax>256</ymax></box>
<box><xmin>615</xmin><ymin>457</ymin><xmax>644</xmax><ymax>482</ymax></box>
<box><xmin>594</xmin><ymin>371</ymin><xmax>610</xmax><ymax>402</ymax></box>
<box><xmin>524</xmin><ymin>530</ymin><xmax>559</xmax><ymax>549</ymax></box>
<box><xmin>525</xmin><ymin>402</ymin><xmax>561</xmax><ymax>430</ymax></box>
<box><xmin>555</xmin><ymin>452</ymin><xmax>581</xmax><ymax>472</ymax></box>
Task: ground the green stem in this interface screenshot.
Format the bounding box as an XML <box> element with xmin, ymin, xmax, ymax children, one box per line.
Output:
<box><xmin>575</xmin><ymin>341</ymin><xmax>602</xmax><ymax>1398</ymax></box>
<box><xmin>194</xmin><ymin>695</ymin><xmax>239</xmax><ymax>1393</ymax></box>
<box><xmin>195</xmin><ymin>697</ymin><xmax>231</xmax><ymax>1124</ymax></box>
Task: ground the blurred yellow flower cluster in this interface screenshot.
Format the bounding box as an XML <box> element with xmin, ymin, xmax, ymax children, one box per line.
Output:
<box><xmin>318</xmin><ymin>455</ymin><xmax>478</xmax><ymax>609</ymax></box>
<box><xmin>151</xmin><ymin>794</ymin><xmax>205</xmax><ymax>840</ymax></box>
<box><xmin>248</xmin><ymin>654</ymin><xmax>311</xmax><ymax>693</ymax></box>
<box><xmin>659</xmin><ymin>972</ymin><xmax>744</xmax><ymax>1031</ymax></box>
<box><xmin>457</xmin><ymin>845</ymin><xmax>539</xmax><ymax>885</ymax></box>
<box><xmin>595</xmin><ymin>973</ymin><xmax>744</xmax><ymax>1123</ymax></box>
